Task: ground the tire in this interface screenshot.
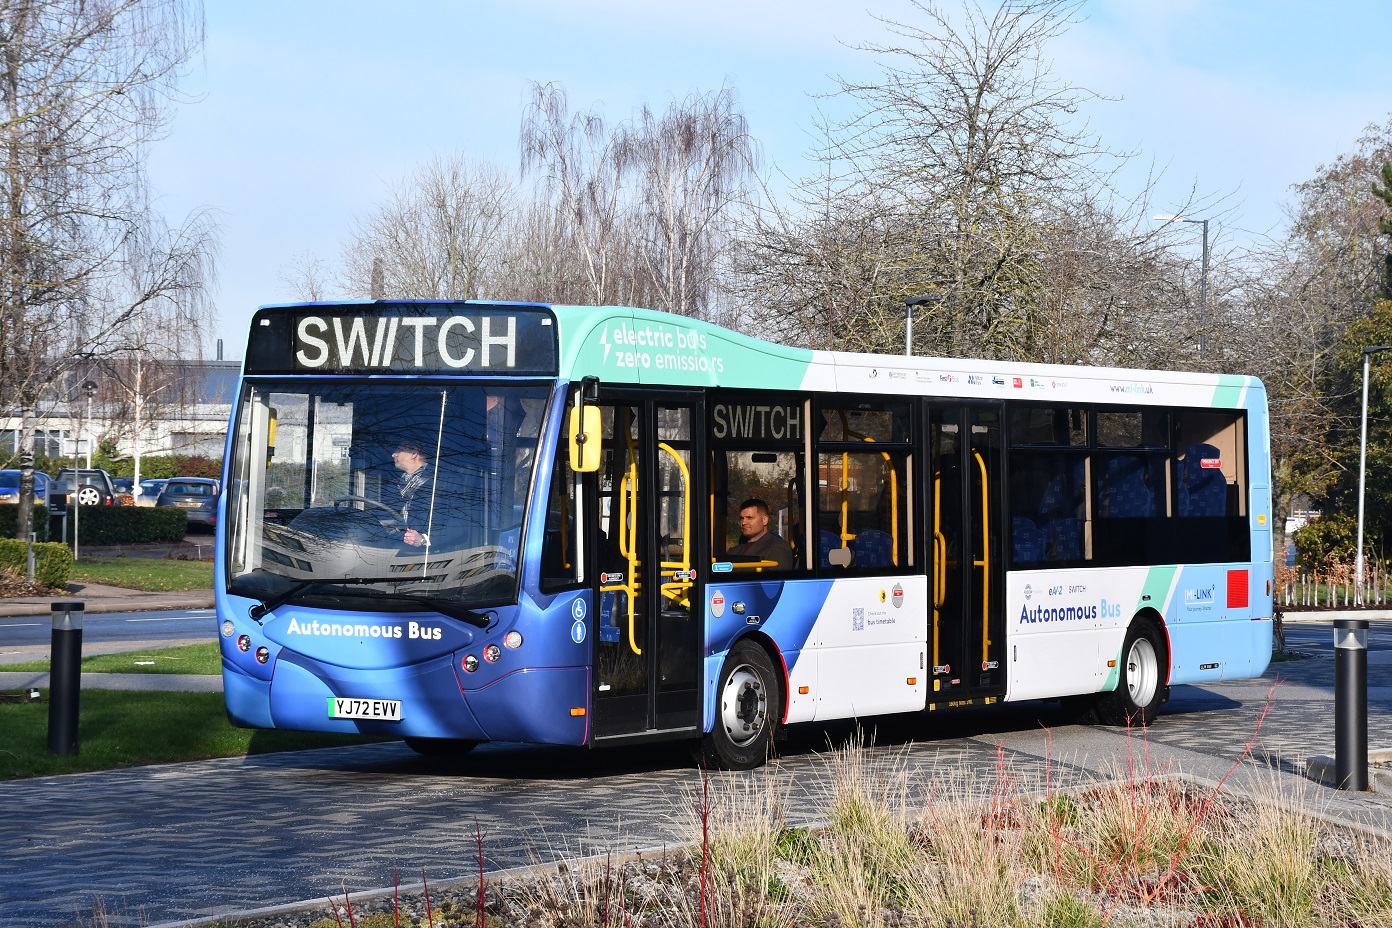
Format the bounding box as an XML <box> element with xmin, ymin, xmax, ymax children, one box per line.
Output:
<box><xmin>1095</xmin><ymin>618</ymin><xmax>1167</xmax><ymax>727</ymax></box>
<box><xmin>403</xmin><ymin>737</ymin><xmax>478</xmax><ymax>758</ymax></box>
<box><xmin>76</xmin><ymin>486</ymin><xmax>102</xmax><ymax>506</ymax></box>
<box><xmin>698</xmin><ymin>640</ymin><xmax>780</xmax><ymax>770</ymax></box>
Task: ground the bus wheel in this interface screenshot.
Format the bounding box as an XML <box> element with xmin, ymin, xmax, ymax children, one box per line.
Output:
<box><xmin>1096</xmin><ymin>619</ymin><xmax>1166</xmax><ymax>727</ymax></box>
<box><xmin>404</xmin><ymin>737</ymin><xmax>478</xmax><ymax>758</ymax></box>
<box><xmin>700</xmin><ymin>641</ymin><xmax>779</xmax><ymax>770</ymax></box>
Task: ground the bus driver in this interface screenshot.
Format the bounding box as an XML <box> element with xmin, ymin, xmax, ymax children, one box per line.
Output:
<box><xmin>391</xmin><ymin>440</ymin><xmax>433</xmax><ymax>547</ymax></box>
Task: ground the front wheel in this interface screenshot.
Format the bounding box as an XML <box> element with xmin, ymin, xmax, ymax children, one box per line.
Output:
<box><xmin>1095</xmin><ymin>618</ymin><xmax>1167</xmax><ymax>726</ymax></box>
<box><xmin>697</xmin><ymin>640</ymin><xmax>780</xmax><ymax>770</ymax></box>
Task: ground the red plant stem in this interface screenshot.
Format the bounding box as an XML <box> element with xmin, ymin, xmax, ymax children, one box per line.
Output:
<box><xmin>341</xmin><ymin>882</ymin><xmax>356</xmax><ymax>928</ymax></box>
<box><xmin>327</xmin><ymin>898</ymin><xmax>345</xmax><ymax>928</ymax></box>
<box><xmin>700</xmin><ymin>766</ymin><xmax>710</xmax><ymax>928</ymax></box>
<box><xmin>422</xmin><ymin>868</ymin><xmax>434</xmax><ymax>928</ymax></box>
<box><xmin>476</xmin><ymin>822</ymin><xmax>487</xmax><ymax>928</ymax></box>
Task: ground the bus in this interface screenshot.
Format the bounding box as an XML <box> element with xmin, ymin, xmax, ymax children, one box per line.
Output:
<box><xmin>217</xmin><ymin>300</ymin><xmax>1273</xmax><ymax>769</ymax></box>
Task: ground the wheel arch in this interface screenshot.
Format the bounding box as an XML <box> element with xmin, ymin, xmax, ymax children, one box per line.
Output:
<box><xmin>729</xmin><ymin>630</ymin><xmax>790</xmax><ymax>726</ymax></box>
<box><xmin>1132</xmin><ymin>606</ymin><xmax>1172</xmax><ymax>686</ymax></box>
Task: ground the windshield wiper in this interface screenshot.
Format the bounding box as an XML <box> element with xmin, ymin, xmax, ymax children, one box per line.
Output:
<box><xmin>408</xmin><ymin>598</ymin><xmax>493</xmax><ymax>629</ymax></box>
<box><xmin>248</xmin><ymin>575</ymin><xmax>428</xmax><ymax>621</ymax></box>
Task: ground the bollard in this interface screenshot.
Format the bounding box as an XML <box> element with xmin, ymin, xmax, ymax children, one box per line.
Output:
<box><xmin>47</xmin><ymin>601</ymin><xmax>84</xmax><ymax>755</ymax></box>
<box><xmin>1334</xmin><ymin>618</ymin><xmax>1369</xmax><ymax>790</ymax></box>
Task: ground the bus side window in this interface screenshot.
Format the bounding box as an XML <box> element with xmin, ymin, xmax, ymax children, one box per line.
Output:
<box><xmin>540</xmin><ymin>417</ymin><xmax>580</xmax><ymax>591</ymax></box>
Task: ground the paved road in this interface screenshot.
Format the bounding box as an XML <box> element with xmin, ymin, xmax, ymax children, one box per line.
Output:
<box><xmin>3</xmin><ymin>619</ymin><xmax>1392</xmax><ymax>928</ymax></box>
<box><xmin>0</xmin><ymin>608</ymin><xmax>216</xmax><ymax>657</ymax></box>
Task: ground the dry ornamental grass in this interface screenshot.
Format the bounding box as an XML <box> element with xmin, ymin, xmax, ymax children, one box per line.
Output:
<box><xmin>183</xmin><ymin>721</ymin><xmax>1392</xmax><ymax>928</ymax></box>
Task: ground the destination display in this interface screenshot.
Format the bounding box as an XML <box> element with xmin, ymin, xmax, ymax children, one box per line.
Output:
<box><xmin>710</xmin><ymin>400</ymin><xmax>803</xmax><ymax>441</ymax></box>
<box><xmin>243</xmin><ymin>302</ymin><xmax>559</xmax><ymax>375</ymax></box>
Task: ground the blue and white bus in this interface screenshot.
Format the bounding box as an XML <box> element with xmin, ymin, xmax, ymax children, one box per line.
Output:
<box><xmin>217</xmin><ymin>301</ymin><xmax>1273</xmax><ymax>768</ymax></box>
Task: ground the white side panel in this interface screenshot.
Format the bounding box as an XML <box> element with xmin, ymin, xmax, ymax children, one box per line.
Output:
<box><xmin>801</xmin><ymin>576</ymin><xmax>928</xmax><ymax>721</ymax></box>
<box><xmin>1005</xmin><ymin>569</ymin><xmax>1146</xmax><ymax>701</ymax></box>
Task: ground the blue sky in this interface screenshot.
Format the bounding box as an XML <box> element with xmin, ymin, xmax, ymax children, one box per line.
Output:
<box><xmin>145</xmin><ymin>0</ymin><xmax>1392</xmax><ymax>358</ymax></box>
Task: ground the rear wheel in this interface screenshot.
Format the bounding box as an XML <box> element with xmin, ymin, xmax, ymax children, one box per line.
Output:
<box><xmin>1095</xmin><ymin>618</ymin><xmax>1167</xmax><ymax>726</ymax></box>
<box><xmin>76</xmin><ymin>486</ymin><xmax>102</xmax><ymax>506</ymax></box>
<box><xmin>403</xmin><ymin>737</ymin><xmax>478</xmax><ymax>758</ymax></box>
<box><xmin>698</xmin><ymin>640</ymin><xmax>780</xmax><ymax>770</ymax></box>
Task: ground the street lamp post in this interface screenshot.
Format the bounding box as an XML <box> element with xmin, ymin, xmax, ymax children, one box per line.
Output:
<box><xmin>903</xmin><ymin>295</ymin><xmax>940</xmax><ymax>356</ymax></box>
<box><xmin>72</xmin><ymin>380</ymin><xmax>97</xmax><ymax>560</ymax></box>
<box><xmin>1355</xmin><ymin>346</ymin><xmax>1392</xmax><ymax>603</ymax></box>
<box><xmin>1154</xmin><ymin>214</ymin><xmax>1210</xmax><ymax>358</ymax></box>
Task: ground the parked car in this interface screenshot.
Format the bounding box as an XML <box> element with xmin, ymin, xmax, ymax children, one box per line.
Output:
<box><xmin>51</xmin><ymin>468</ymin><xmax>118</xmax><ymax>510</ymax></box>
<box><xmin>111</xmin><ymin>477</ymin><xmax>134</xmax><ymax>494</ymax></box>
<box><xmin>156</xmin><ymin>477</ymin><xmax>221</xmax><ymax>530</ymax></box>
<box><xmin>136</xmin><ymin>478</ymin><xmax>168</xmax><ymax>506</ymax></box>
<box><xmin>0</xmin><ymin>470</ymin><xmax>52</xmax><ymax>506</ymax></box>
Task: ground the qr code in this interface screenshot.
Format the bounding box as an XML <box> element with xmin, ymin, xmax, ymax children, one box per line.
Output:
<box><xmin>852</xmin><ymin>607</ymin><xmax>864</xmax><ymax>631</ymax></box>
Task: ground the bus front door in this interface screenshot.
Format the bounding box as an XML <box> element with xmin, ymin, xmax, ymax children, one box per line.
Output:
<box><xmin>590</xmin><ymin>396</ymin><xmax>704</xmax><ymax>742</ymax></box>
<box><xmin>928</xmin><ymin>404</ymin><xmax>1006</xmax><ymax>703</ymax></box>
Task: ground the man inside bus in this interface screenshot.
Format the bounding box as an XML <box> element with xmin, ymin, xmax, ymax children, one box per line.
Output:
<box><xmin>391</xmin><ymin>439</ymin><xmax>434</xmax><ymax>547</ymax></box>
<box><xmin>728</xmin><ymin>498</ymin><xmax>795</xmax><ymax>570</ymax></box>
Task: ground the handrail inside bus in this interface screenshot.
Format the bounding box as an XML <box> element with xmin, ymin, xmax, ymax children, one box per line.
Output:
<box><xmin>833</xmin><ymin>411</ymin><xmax>900</xmax><ymax>567</ymax></box>
<box><xmin>974</xmin><ymin>448</ymin><xmax>991</xmax><ymax>666</ymax></box>
<box><xmin>657</xmin><ymin>441</ymin><xmax>693</xmax><ymax>609</ymax></box>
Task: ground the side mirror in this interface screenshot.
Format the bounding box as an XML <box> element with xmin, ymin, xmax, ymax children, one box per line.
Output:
<box><xmin>568</xmin><ymin>405</ymin><xmax>601</xmax><ymax>473</ymax></box>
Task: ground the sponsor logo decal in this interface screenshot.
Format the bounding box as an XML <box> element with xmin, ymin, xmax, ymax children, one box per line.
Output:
<box><xmin>1185</xmin><ymin>585</ymin><xmax>1216</xmax><ymax>606</ymax></box>
<box><xmin>992</xmin><ymin>375</ymin><xmax>1007</xmax><ymax>386</ymax></box>
<box><xmin>967</xmin><ymin>374</ymin><xmax>983</xmax><ymax>386</ymax></box>
<box><xmin>1047</xmin><ymin>585</ymin><xmax>1062</xmax><ymax>596</ymax></box>
<box><xmin>1023</xmin><ymin>583</ymin><xmax>1034</xmax><ymax>600</ymax></box>
<box><xmin>1012</xmin><ymin>377</ymin><xmax>1023</xmax><ymax>388</ymax></box>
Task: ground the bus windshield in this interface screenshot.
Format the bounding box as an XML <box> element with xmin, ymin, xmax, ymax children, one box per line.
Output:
<box><xmin>225</xmin><ymin>380</ymin><xmax>552</xmax><ymax>612</ymax></box>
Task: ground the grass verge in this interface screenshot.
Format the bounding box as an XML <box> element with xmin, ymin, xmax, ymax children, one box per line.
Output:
<box><xmin>70</xmin><ymin>555</ymin><xmax>213</xmax><ymax>591</ymax></box>
<box><xmin>2</xmin><ymin>641</ymin><xmax>221</xmax><ymax>674</ymax></box>
<box><xmin>0</xmin><ymin>689</ymin><xmax>386</xmax><ymax>779</ymax></box>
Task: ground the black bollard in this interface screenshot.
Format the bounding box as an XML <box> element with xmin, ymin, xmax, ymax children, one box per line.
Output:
<box><xmin>47</xmin><ymin>601</ymin><xmax>84</xmax><ymax>755</ymax></box>
<box><xmin>1334</xmin><ymin>618</ymin><xmax>1369</xmax><ymax>790</ymax></box>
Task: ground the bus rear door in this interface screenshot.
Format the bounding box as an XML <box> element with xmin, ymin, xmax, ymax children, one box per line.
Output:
<box><xmin>928</xmin><ymin>403</ymin><xmax>1006</xmax><ymax>704</ymax></box>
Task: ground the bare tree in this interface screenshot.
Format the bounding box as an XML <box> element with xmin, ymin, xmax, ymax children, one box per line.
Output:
<box><xmin>278</xmin><ymin>250</ymin><xmax>335</xmax><ymax>302</ymax></box>
<box><xmin>342</xmin><ymin>154</ymin><xmax>516</xmax><ymax>300</ymax></box>
<box><xmin>0</xmin><ymin>0</ymin><xmax>210</xmax><ymax>541</ymax></box>
<box><xmin>612</xmin><ymin>86</ymin><xmax>758</xmax><ymax>321</ymax></box>
<box><xmin>738</xmin><ymin>0</ymin><xmax>1210</xmax><ymax>365</ymax></box>
<box><xmin>520</xmin><ymin>83</ymin><xmax>636</xmax><ymax>306</ymax></box>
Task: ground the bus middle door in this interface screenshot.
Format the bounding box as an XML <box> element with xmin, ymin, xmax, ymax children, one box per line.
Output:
<box><xmin>928</xmin><ymin>403</ymin><xmax>1006</xmax><ymax>703</ymax></box>
<box><xmin>590</xmin><ymin>395</ymin><xmax>704</xmax><ymax>742</ymax></box>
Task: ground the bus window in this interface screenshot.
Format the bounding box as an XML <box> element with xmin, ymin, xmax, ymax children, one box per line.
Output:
<box><xmin>817</xmin><ymin>450</ymin><xmax>911</xmax><ymax>570</ymax></box>
<box><xmin>540</xmin><ymin>408</ymin><xmax>580</xmax><ymax>591</ymax></box>
<box><xmin>713</xmin><ymin>450</ymin><xmax>805</xmax><ymax>571</ymax></box>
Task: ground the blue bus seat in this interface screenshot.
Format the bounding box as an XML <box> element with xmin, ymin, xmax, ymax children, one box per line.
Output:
<box><xmin>1178</xmin><ymin>443</ymin><xmax>1226</xmax><ymax>516</ymax></box>
<box><xmin>820</xmin><ymin>530</ymin><xmax>843</xmax><ymax>568</ymax></box>
<box><xmin>854</xmin><ymin>529</ymin><xmax>893</xmax><ymax>568</ymax></box>
<box><xmin>1101</xmin><ymin>456</ymin><xmax>1154</xmax><ymax>517</ymax></box>
<box><xmin>1012</xmin><ymin>517</ymin><xmax>1046</xmax><ymax>563</ymax></box>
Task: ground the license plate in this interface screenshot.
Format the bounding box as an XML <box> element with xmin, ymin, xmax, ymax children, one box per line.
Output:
<box><xmin>327</xmin><ymin>697</ymin><xmax>402</xmax><ymax>721</ymax></box>
<box><xmin>177</xmin><ymin>500</ymin><xmax>199</xmax><ymax>508</ymax></box>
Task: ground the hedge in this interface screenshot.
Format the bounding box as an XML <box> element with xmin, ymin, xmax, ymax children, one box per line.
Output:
<box><xmin>0</xmin><ymin>537</ymin><xmax>74</xmax><ymax>589</ymax></box>
<box><xmin>0</xmin><ymin>503</ymin><xmax>50</xmax><ymax>541</ymax></box>
<box><xmin>52</xmin><ymin>505</ymin><xmax>188</xmax><ymax>545</ymax></box>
